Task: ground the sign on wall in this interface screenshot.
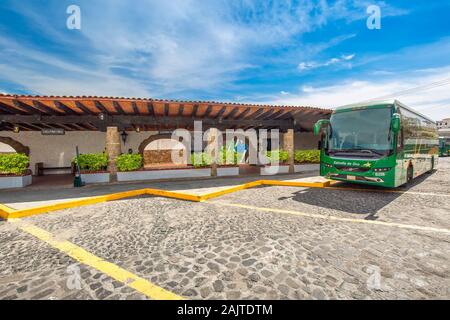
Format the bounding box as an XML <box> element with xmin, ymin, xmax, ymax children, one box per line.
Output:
<box><xmin>41</xmin><ymin>128</ymin><xmax>65</xmax><ymax>135</ymax></box>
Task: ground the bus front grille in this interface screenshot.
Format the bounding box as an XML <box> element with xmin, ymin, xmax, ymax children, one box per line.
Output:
<box><xmin>334</xmin><ymin>166</ymin><xmax>371</xmax><ymax>173</ymax></box>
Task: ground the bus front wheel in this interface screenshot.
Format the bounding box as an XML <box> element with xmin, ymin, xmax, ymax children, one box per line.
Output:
<box><xmin>407</xmin><ymin>165</ymin><xmax>414</xmax><ymax>184</ymax></box>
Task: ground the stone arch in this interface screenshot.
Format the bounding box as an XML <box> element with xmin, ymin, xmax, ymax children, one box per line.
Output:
<box><xmin>0</xmin><ymin>137</ymin><xmax>30</xmax><ymax>155</ymax></box>
<box><xmin>138</xmin><ymin>134</ymin><xmax>188</xmax><ymax>167</ymax></box>
<box><xmin>138</xmin><ymin>134</ymin><xmax>173</xmax><ymax>155</ymax></box>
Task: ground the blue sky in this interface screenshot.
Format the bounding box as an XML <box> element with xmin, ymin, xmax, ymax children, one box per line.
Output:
<box><xmin>0</xmin><ymin>0</ymin><xmax>449</xmax><ymax>119</ymax></box>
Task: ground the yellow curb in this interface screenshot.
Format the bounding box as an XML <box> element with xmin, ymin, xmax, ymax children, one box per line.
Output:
<box><xmin>260</xmin><ymin>179</ymin><xmax>330</xmax><ymax>188</ymax></box>
<box><xmin>0</xmin><ymin>203</ymin><xmax>15</xmax><ymax>219</ymax></box>
<box><xmin>198</xmin><ymin>181</ymin><xmax>264</xmax><ymax>201</ymax></box>
<box><xmin>9</xmin><ymin>220</ymin><xmax>183</xmax><ymax>300</ymax></box>
<box><xmin>0</xmin><ymin>179</ymin><xmax>347</xmax><ymax>220</ymax></box>
<box><xmin>145</xmin><ymin>188</ymin><xmax>202</xmax><ymax>202</ymax></box>
<box><xmin>6</xmin><ymin>189</ymin><xmax>149</xmax><ymax>219</ymax></box>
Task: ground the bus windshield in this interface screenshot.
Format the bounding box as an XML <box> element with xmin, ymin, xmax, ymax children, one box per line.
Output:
<box><xmin>327</xmin><ymin>107</ymin><xmax>393</xmax><ymax>157</ymax></box>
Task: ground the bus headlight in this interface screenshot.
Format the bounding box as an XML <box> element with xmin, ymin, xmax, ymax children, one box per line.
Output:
<box><xmin>374</xmin><ymin>168</ymin><xmax>391</xmax><ymax>172</ymax></box>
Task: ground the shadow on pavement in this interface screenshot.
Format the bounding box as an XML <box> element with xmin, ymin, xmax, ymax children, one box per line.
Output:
<box><xmin>278</xmin><ymin>172</ymin><xmax>436</xmax><ymax>218</ymax></box>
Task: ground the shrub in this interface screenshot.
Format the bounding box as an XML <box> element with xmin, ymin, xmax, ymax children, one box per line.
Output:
<box><xmin>217</xmin><ymin>147</ymin><xmax>238</xmax><ymax>166</ymax></box>
<box><xmin>266</xmin><ymin>150</ymin><xmax>289</xmax><ymax>164</ymax></box>
<box><xmin>294</xmin><ymin>149</ymin><xmax>320</xmax><ymax>164</ymax></box>
<box><xmin>0</xmin><ymin>153</ymin><xmax>29</xmax><ymax>175</ymax></box>
<box><xmin>73</xmin><ymin>153</ymin><xmax>108</xmax><ymax>171</ymax></box>
<box><xmin>190</xmin><ymin>152</ymin><xmax>212</xmax><ymax>168</ymax></box>
<box><xmin>116</xmin><ymin>153</ymin><xmax>143</xmax><ymax>172</ymax></box>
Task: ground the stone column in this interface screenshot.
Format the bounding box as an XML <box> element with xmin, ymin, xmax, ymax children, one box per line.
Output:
<box><xmin>207</xmin><ymin>128</ymin><xmax>219</xmax><ymax>177</ymax></box>
<box><xmin>106</xmin><ymin>126</ymin><xmax>122</xmax><ymax>181</ymax></box>
<box><xmin>283</xmin><ymin>129</ymin><xmax>295</xmax><ymax>173</ymax></box>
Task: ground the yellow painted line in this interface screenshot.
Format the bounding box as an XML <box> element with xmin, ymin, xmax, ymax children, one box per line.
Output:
<box><xmin>206</xmin><ymin>201</ymin><xmax>450</xmax><ymax>235</ymax></box>
<box><xmin>9</xmin><ymin>220</ymin><xmax>183</xmax><ymax>300</ymax></box>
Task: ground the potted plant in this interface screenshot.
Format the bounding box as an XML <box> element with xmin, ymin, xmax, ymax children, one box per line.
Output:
<box><xmin>116</xmin><ymin>153</ymin><xmax>212</xmax><ymax>182</ymax></box>
<box><xmin>294</xmin><ymin>149</ymin><xmax>320</xmax><ymax>173</ymax></box>
<box><xmin>0</xmin><ymin>153</ymin><xmax>32</xmax><ymax>189</ymax></box>
<box><xmin>73</xmin><ymin>153</ymin><xmax>109</xmax><ymax>184</ymax></box>
<box><xmin>260</xmin><ymin>150</ymin><xmax>290</xmax><ymax>175</ymax></box>
<box><xmin>216</xmin><ymin>147</ymin><xmax>239</xmax><ymax>177</ymax></box>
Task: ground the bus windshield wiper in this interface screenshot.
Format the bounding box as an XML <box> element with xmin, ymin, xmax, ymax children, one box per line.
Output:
<box><xmin>352</xmin><ymin>149</ymin><xmax>385</xmax><ymax>156</ymax></box>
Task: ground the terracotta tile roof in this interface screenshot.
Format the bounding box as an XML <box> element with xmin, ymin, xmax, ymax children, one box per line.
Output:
<box><xmin>0</xmin><ymin>93</ymin><xmax>331</xmax><ymax>131</ymax></box>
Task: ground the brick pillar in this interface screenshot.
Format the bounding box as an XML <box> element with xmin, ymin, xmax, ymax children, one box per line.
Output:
<box><xmin>283</xmin><ymin>129</ymin><xmax>295</xmax><ymax>173</ymax></box>
<box><xmin>208</xmin><ymin>128</ymin><xmax>219</xmax><ymax>177</ymax></box>
<box><xmin>106</xmin><ymin>126</ymin><xmax>122</xmax><ymax>181</ymax></box>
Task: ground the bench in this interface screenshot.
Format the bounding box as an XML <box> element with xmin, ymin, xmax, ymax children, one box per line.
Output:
<box><xmin>35</xmin><ymin>162</ymin><xmax>75</xmax><ymax>176</ymax></box>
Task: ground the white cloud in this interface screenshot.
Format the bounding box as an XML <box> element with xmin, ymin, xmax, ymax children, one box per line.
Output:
<box><xmin>298</xmin><ymin>54</ymin><xmax>356</xmax><ymax>71</ymax></box>
<box><xmin>270</xmin><ymin>66</ymin><xmax>450</xmax><ymax>121</ymax></box>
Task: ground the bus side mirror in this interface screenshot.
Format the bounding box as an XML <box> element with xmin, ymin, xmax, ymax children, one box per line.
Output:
<box><xmin>313</xmin><ymin>119</ymin><xmax>330</xmax><ymax>136</ymax></box>
<box><xmin>391</xmin><ymin>114</ymin><xmax>401</xmax><ymax>133</ymax></box>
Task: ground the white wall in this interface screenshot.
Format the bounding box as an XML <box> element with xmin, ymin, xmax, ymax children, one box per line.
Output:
<box><xmin>0</xmin><ymin>130</ymin><xmax>319</xmax><ymax>174</ymax></box>
<box><xmin>0</xmin><ymin>131</ymin><xmax>158</xmax><ymax>174</ymax></box>
<box><xmin>0</xmin><ymin>142</ymin><xmax>16</xmax><ymax>153</ymax></box>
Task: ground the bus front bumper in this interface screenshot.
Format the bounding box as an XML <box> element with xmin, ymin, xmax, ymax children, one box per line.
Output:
<box><xmin>327</xmin><ymin>173</ymin><xmax>385</xmax><ymax>184</ymax></box>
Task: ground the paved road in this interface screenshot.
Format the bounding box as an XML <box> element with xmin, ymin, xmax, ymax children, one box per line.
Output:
<box><xmin>0</xmin><ymin>158</ymin><xmax>449</xmax><ymax>300</ymax></box>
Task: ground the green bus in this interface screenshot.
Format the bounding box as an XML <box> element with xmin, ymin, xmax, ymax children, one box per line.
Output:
<box><xmin>439</xmin><ymin>137</ymin><xmax>450</xmax><ymax>156</ymax></box>
<box><xmin>314</xmin><ymin>100</ymin><xmax>439</xmax><ymax>188</ymax></box>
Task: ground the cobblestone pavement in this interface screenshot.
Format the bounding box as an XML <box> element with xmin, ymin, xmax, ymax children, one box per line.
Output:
<box><xmin>0</xmin><ymin>159</ymin><xmax>449</xmax><ymax>300</ymax></box>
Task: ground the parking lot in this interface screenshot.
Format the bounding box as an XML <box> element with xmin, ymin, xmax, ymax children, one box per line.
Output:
<box><xmin>0</xmin><ymin>158</ymin><xmax>449</xmax><ymax>300</ymax></box>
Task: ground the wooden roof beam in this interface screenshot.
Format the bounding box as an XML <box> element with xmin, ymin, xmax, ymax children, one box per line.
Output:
<box><xmin>178</xmin><ymin>104</ymin><xmax>185</xmax><ymax>117</ymax></box>
<box><xmin>131</xmin><ymin>102</ymin><xmax>140</xmax><ymax>115</ymax></box>
<box><xmin>224</xmin><ymin>107</ymin><xmax>239</xmax><ymax>120</ymax></box>
<box><xmin>75</xmin><ymin>101</ymin><xmax>95</xmax><ymax>115</ymax></box>
<box><xmin>234</xmin><ymin>108</ymin><xmax>251</xmax><ymax>120</ymax></box>
<box><xmin>191</xmin><ymin>104</ymin><xmax>199</xmax><ymax>118</ymax></box>
<box><xmin>94</xmin><ymin>100</ymin><xmax>109</xmax><ymax>114</ymax></box>
<box><xmin>113</xmin><ymin>101</ymin><xmax>126</xmax><ymax>115</ymax></box>
<box><xmin>215</xmin><ymin>106</ymin><xmax>227</xmax><ymax>120</ymax></box>
<box><xmin>146</xmin><ymin>102</ymin><xmax>155</xmax><ymax>116</ymax></box>
<box><xmin>0</xmin><ymin>114</ymin><xmax>295</xmax><ymax>129</ymax></box>
<box><xmin>11</xmin><ymin>100</ymin><xmax>34</xmax><ymax>114</ymax></box>
<box><xmin>247</xmin><ymin>108</ymin><xmax>264</xmax><ymax>120</ymax></box>
<box><xmin>0</xmin><ymin>102</ymin><xmax>16</xmax><ymax>114</ymax></box>
<box><xmin>54</xmin><ymin>101</ymin><xmax>78</xmax><ymax>115</ymax></box>
<box><xmin>32</xmin><ymin>100</ymin><xmax>60</xmax><ymax>115</ymax></box>
<box><xmin>255</xmin><ymin>109</ymin><xmax>276</xmax><ymax>120</ymax></box>
<box><xmin>203</xmin><ymin>105</ymin><xmax>213</xmax><ymax>118</ymax></box>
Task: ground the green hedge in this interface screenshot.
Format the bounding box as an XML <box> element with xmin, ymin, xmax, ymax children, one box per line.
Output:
<box><xmin>294</xmin><ymin>149</ymin><xmax>320</xmax><ymax>164</ymax></box>
<box><xmin>266</xmin><ymin>150</ymin><xmax>289</xmax><ymax>164</ymax></box>
<box><xmin>190</xmin><ymin>152</ymin><xmax>212</xmax><ymax>168</ymax></box>
<box><xmin>73</xmin><ymin>153</ymin><xmax>108</xmax><ymax>171</ymax></box>
<box><xmin>0</xmin><ymin>153</ymin><xmax>29</xmax><ymax>175</ymax></box>
<box><xmin>116</xmin><ymin>153</ymin><xmax>143</xmax><ymax>172</ymax></box>
<box><xmin>218</xmin><ymin>147</ymin><xmax>238</xmax><ymax>166</ymax></box>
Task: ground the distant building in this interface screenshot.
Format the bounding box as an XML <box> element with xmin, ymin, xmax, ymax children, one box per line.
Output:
<box><xmin>437</xmin><ymin>118</ymin><xmax>450</xmax><ymax>137</ymax></box>
<box><xmin>437</xmin><ymin>118</ymin><xmax>450</xmax><ymax>129</ymax></box>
